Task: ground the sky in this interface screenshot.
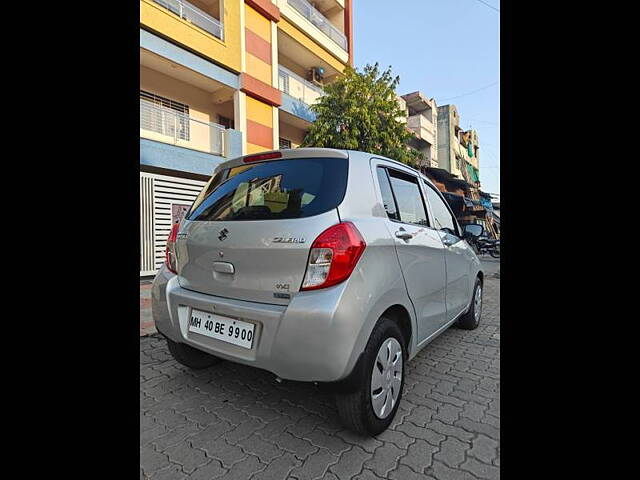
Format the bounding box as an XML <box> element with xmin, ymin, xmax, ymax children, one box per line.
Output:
<box><xmin>353</xmin><ymin>0</ymin><xmax>500</xmax><ymax>195</ymax></box>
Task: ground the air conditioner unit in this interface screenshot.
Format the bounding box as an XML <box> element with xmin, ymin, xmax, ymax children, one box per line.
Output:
<box><xmin>307</xmin><ymin>66</ymin><xmax>325</xmax><ymax>86</ymax></box>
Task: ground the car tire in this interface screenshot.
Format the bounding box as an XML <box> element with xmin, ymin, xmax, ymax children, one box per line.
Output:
<box><xmin>166</xmin><ymin>338</ymin><xmax>221</xmax><ymax>369</ymax></box>
<box><xmin>456</xmin><ymin>277</ymin><xmax>483</xmax><ymax>330</ymax></box>
<box><xmin>335</xmin><ymin>316</ymin><xmax>406</xmax><ymax>436</ymax></box>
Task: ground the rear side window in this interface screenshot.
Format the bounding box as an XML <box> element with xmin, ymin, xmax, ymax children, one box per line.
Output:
<box><xmin>187</xmin><ymin>158</ymin><xmax>348</xmax><ymax>221</ymax></box>
<box><xmin>386</xmin><ymin>169</ymin><xmax>429</xmax><ymax>226</ymax></box>
<box><xmin>376</xmin><ymin>167</ymin><xmax>399</xmax><ymax>221</ymax></box>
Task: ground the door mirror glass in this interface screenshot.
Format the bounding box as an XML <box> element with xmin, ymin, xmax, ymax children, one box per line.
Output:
<box><xmin>463</xmin><ymin>224</ymin><xmax>483</xmax><ymax>238</ymax></box>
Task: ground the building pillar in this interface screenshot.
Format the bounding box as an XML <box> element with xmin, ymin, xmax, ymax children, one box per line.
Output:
<box><xmin>345</xmin><ymin>0</ymin><xmax>354</xmax><ymax>66</ymax></box>
<box><xmin>234</xmin><ymin>90</ymin><xmax>247</xmax><ymax>155</ymax></box>
<box><xmin>241</xmin><ymin>0</ymin><xmax>282</xmax><ymax>153</ymax></box>
<box><xmin>271</xmin><ymin>20</ymin><xmax>279</xmax><ymax>148</ymax></box>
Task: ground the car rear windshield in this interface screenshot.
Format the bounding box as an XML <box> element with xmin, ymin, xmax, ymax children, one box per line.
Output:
<box><xmin>187</xmin><ymin>157</ymin><xmax>348</xmax><ymax>221</ymax></box>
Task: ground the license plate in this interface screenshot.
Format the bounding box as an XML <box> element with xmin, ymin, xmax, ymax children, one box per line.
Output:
<box><xmin>188</xmin><ymin>309</ymin><xmax>255</xmax><ymax>349</ymax></box>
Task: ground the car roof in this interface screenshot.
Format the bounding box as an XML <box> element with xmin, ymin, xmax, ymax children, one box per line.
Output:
<box><xmin>214</xmin><ymin>148</ymin><xmax>438</xmax><ymax>189</ymax></box>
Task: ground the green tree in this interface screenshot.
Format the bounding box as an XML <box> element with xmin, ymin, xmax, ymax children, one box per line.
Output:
<box><xmin>301</xmin><ymin>63</ymin><xmax>423</xmax><ymax>167</ymax></box>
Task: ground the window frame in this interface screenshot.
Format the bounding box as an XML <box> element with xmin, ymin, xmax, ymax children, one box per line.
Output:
<box><xmin>279</xmin><ymin>137</ymin><xmax>292</xmax><ymax>149</ymax></box>
<box><xmin>375</xmin><ymin>166</ymin><xmax>400</xmax><ymax>221</ymax></box>
<box><xmin>376</xmin><ymin>165</ymin><xmax>430</xmax><ymax>228</ymax></box>
<box><xmin>422</xmin><ymin>179</ymin><xmax>462</xmax><ymax>237</ymax></box>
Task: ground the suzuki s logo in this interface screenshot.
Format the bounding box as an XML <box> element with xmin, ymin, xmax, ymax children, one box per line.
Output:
<box><xmin>218</xmin><ymin>228</ymin><xmax>229</xmax><ymax>241</ymax></box>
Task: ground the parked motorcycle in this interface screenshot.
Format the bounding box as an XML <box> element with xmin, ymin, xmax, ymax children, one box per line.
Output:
<box><xmin>476</xmin><ymin>237</ymin><xmax>500</xmax><ymax>258</ymax></box>
<box><xmin>462</xmin><ymin>224</ymin><xmax>500</xmax><ymax>258</ymax></box>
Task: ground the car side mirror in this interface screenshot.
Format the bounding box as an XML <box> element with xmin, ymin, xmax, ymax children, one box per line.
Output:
<box><xmin>463</xmin><ymin>224</ymin><xmax>483</xmax><ymax>239</ymax></box>
<box><xmin>441</xmin><ymin>227</ymin><xmax>458</xmax><ymax>237</ymax></box>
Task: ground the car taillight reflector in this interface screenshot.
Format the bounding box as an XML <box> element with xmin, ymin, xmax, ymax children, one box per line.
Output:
<box><xmin>243</xmin><ymin>152</ymin><xmax>282</xmax><ymax>163</ymax></box>
<box><xmin>301</xmin><ymin>222</ymin><xmax>366</xmax><ymax>291</ymax></box>
<box><xmin>165</xmin><ymin>223</ymin><xmax>180</xmax><ymax>274</ymax></box>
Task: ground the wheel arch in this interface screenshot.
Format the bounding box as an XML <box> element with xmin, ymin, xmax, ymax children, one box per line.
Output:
<box><xmin>380</xmin><ymin>304</ymin><xmax>412</xmax><ymax>357</ymax></box>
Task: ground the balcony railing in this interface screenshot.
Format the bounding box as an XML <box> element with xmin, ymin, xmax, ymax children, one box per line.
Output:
<box><xmin>278</xmin><ymin>65</ymin><xmax>324</xmax><ymax>106</ymax></box>
<box><xmin>140</xmin><ymin>99</ymin><xmax>225</xmax><ymax>155</ymax></box>
<box><xmin>287</xmin><ymin>0</ymin><xmax>347</xmax><ymax>50</ymax></box>
<box><xmin>152</xmin><ymin>0</ymin><xmax>223</xmax><ymax>41</ymax></box>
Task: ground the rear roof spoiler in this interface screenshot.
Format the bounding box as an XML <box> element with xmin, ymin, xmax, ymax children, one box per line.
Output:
<box><xmin>214</xmin><ymin>148</ymin><xmax>349</xmax><ymax>174</ymax></box>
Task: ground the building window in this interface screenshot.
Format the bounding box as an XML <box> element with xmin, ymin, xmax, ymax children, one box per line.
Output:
<box><xmin>218</xmin><ymin>115</ymin><xmax>234</xmax><ymax>129</ymax></box>
<box><xmin>278</xmin><ymin>69</ymin><xmax>290</xmax><ymax>95</ymax></box>
<box><xmin>140</xmin><ymin>90</ymin><xmax>191</xmax><ymax>141</ymax></box>
<box><xmin>279</xmin><ymin>138</ymin><xmax>292</xmax><ymax>149</ymax></box>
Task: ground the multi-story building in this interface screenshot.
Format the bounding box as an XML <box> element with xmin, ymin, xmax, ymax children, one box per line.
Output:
<box><xmin>401</xmin><ymin>91</ymin><xmax>438</xmax><ymax>169</ymax></box>
<box><xmin>397</xmin><ymin>97</ymin><xmax>497</xmax><ymax>236</ymax></box>
<box><xmin>436</xmin><ymin>104</ymin><xmax>480</xmax><ymax>184</ymax></box>
<box><xmin>139</xmin><ymin>0</ymin><xmax>354</xmax><ymax>276</ymax></box>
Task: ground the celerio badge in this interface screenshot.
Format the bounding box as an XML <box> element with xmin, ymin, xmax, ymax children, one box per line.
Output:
<box><xmin>273</xmin><ymin>236</ymin><xmax>306</xmax><ymax>244</ymax></box>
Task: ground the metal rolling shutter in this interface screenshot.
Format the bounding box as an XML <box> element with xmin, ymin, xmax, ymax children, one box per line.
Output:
<box><xmin>140</xmin><ymin>172</ymin><xmax>207</xmax><ymax>276</ymax></box>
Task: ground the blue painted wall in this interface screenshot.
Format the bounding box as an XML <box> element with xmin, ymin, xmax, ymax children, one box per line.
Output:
<box><xmin>140</xmin><ymin>130</ymin><xmax>243</xmax><ymax>177</ymax></box>
<box><xmin>140</xmin><ymin>29</ymin><xmax>239</xmax><ymax>89</ymax></box>
<box><xmin>280</xmin><ymin>93</ymin><xmax>316</xmax><ymax>123</ymax></box>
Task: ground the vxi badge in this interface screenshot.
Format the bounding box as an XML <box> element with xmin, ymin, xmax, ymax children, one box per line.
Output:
<box><xmin>272</xmin><ymin>236</ymin><xmax>306</xmax><ymax>244</ymax></box>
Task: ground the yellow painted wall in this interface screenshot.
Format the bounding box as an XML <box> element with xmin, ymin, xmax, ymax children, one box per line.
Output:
<box><xmin>246</xmin><ymin>96</ymin><xmax>273</xmax><ymax>128</ymax></box>
<box><xmin>247</xmin><ymin>142</ymin><xmax>270</xmax><ymax>154</ymax></box>
<box><xmin>245</xmin><ymin>53</ymin><xmax>272</xmax><ymax>85</ymax></box>
<box><xmin>140</xmin><ymin>0</ymin><xmax>242</xmax><ymax>73</ymax></box>
<box><xmin>244</xmin><ymin>4</ymin><xmax>271</xmax><ymax>41</ymax></box>
<box><xmin>244</xmin><ymin>4</ymin><xmax>273</xmax><ymax>85</ymax></box>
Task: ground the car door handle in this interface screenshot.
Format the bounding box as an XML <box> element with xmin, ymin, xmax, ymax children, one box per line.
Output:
<box><xmin>395</xmin><ymin>230</ymin><xmax>414</xmax><ymax>240</ymax></box>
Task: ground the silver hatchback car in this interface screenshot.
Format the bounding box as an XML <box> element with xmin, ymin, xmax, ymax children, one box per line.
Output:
<box><xmin>152</xmin><ymin>148</ymin><xmax>483</xmax><ymax>435</ymax></box>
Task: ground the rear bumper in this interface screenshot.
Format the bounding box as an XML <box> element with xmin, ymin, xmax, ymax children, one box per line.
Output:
<box><xmin>151</xmin><ymin>265</ymin><xmax>363</xmax><ymax>382</ymax></box>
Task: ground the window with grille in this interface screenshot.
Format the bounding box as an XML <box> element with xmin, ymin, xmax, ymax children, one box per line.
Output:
<box><xmin>279</xmin><ymin>138</ymin><xmax>292</xmax><ymax>149</ymax></box>
<box><xmin>278</xmin><ymin>70</ymin><xmax>290</xmax><ymax>95</ymax></box>
<box><xmin>140</xmin><ymin>90</ymin><xmax>191</xmax><ymax>141</ymax></box>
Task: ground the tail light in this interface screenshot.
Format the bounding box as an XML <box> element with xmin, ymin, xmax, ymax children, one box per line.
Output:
<box><xmin>165</xmin><ymin>223</ymin><xmax>180</xmax><ymax>274</ymax></box>
<box><xmin>301</xmin><ymin>222</ymin><xmax>366</xmax><ymax>291</ymax></box>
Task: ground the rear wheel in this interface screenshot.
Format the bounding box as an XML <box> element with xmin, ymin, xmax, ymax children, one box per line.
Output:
<box><xmin>166</xmin><ymin>338</ymin><xmax>221</xmax><ymax>369</ymax></box>
<box><xmin>335</xmin><ymin>316</ymin><xmax>405</xmax><ymax>436</ymax></box>
<box><xmin>489</xmin><ymin>245</ymin><xmax>500</xmax><ymax>258</ymax></box>
<box><xmin>456</xmin><ymin>277</ymin><xmax>482</xmax><ymax>330</ymax></box>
